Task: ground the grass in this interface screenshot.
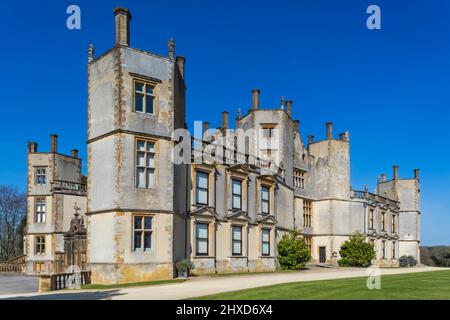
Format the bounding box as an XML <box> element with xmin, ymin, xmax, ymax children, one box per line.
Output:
<box><xmin>192</xmin><ymin>270</ymin><xmax>450</xmax><ymax>300</ymax></box>
<box><xmin>81</xmin><ymin>279</ymin><xmax>186</xmax><ymax>290</ymax></box>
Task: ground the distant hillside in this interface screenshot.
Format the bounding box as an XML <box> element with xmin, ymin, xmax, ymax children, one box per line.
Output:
<box><xmin>420</xmin><ymin>246</ymin><xmax>450</xmax><ymax>267</ymax></box>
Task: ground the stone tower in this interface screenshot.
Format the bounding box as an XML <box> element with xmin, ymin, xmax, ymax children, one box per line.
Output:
<box><xmin>378</xmin><ymin>166</ymin><xmax>421</xmax><ymax>261</ymax></box>
<box><xmin>25</xmin><ymin>135</ymin><xmax>86</xmax><ymax>274</ymax></box>
<box><xmin>86</xmin><ymin>7</ymin><xmax>186</xmax><ymax>284</ymax></box>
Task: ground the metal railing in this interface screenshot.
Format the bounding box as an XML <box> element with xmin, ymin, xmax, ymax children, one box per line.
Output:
<box><xmin>190</xmin><ymin>137</ymin><xmax>285</xmax><ymax>176</ymax></box>
<box><xmin>51</xmin><ymin>180</ymin><xmax>87</xmax><ymax>196</ymax></box>
<box><xmin>350</xmin><ymin>189</ymin><xmax>399</xmax><ymax>209</ymax></box>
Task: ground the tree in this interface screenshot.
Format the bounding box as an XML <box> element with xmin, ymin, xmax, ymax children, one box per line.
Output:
<box><xmin>0</xmin><ymin>186</ymin><xmax>27</xmax><ymax>262</ymax></box>
<box><xmin>338</xmin><ymin>232</ymin><xmax>375</xmax><ymax>267</ymax></box>
<box><xmin>277</xmin><ymin>229</ymin><xmax>311</xmax><ymax>270</ymax></box>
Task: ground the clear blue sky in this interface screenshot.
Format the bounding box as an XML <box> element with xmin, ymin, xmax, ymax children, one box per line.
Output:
<box><xmin>0</xmin><ymin>1</ymin><xmax>448</xmax><ymax>245</ymax></box>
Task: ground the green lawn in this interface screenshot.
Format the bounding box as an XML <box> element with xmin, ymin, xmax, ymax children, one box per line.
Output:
<box><xmin>81</xmin><ymin>279</ymin><xmax>186</xmax><ymax>290</ymax></box>
<box><xmin>192</xmin><ymin>270</ymin><xmax>450</xmax><ymax>300</ymax></box>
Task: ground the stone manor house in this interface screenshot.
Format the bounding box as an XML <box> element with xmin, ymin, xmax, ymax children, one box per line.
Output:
<box><xmin>24</xmin><ymin>8</ymin><xmax>421</xmax><ymax>284</ymax></box>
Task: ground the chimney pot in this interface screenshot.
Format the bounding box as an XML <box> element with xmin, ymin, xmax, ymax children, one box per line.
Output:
<box><xmin>286</xmin><ymin>100</ymin><xmax>293</xmax><ymax>116</ymax></box>
<box><xmin>414</xmin><ymin>168</ymin><xmax>420</xmax><ymax>180</ymax></box>
<box><xmin>326</xmin><ymin>122</ymin><xmax>333</xmax><ymax>140</ymax></box>
<box><xmin>27</xmin><ymin>142</ymin><xmax>38</xmax><ymax>153</ymax></box>
<box><xmin>308</xmin><ymin>134</ymin><xmax>314</xmax><ymax>145</ymax></box>
<box><xmin>50</xmin><ymin>134</ymin><xmax>58</xmax><ymax>153</ymax></box>
<box><xmin>71</xmin><ymin>149</ymin><xmax>79</xmax><ymax>158</ymax></box>
<box><xmin>222</xmin><ymin>111</ymin><xmax>229</xmax><ymax>130</ymax></box>
<box><xmin>113</xmin><ymin>7</ymin><xmax>132</xmax><ymax>47</ymax></box>
<box><xmin>252</xmin><ymin>88</ymin><xmax>260</xmax><ymax>110</ymax></box>
<box><xmin>393</xmin><ymin>165</ymin><xmax>399</xmax><ymax>180</ymax></box>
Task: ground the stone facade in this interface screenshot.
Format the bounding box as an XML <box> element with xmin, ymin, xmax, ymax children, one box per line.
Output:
<box><xmin>25</xmin><ymin>7</ymin><xmax>420</xmax><ymax>283</ymax></box>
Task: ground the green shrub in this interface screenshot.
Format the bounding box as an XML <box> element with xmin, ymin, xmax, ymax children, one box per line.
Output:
<box><xmin>338</xmin><ymin>232</ymin><xmax>375</xmax><ymax>267</ymax></box>
<box><xmin>277</xmin><ymin>229</ymin><xmax>311</xmax><ymax>270</ymax></box>
<box><xmin>399</xmin><ymin>255</ymin><xmax>417</xmax><ymax>267</ymax></box>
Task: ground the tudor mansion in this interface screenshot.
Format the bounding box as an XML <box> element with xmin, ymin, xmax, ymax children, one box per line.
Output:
<box><xmin>24</xmin><ymin>7</ymin><xmax>421</xmax><ymax>284</ymax></box>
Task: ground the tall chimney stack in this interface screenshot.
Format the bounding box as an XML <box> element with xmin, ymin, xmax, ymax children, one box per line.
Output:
<box><xmin>222</xmin><ymin>111</ymin><xmax>229</xmax><ymax>129</ymax></box>
<box><xmin>414</xmin><ymin>168</ymin><xmax>420</xmax><ymax>180</ymax></box>
<box><xmin>71</xmin><ymin>149</ymin><xmax>79</xmax><ymax>158</ymax></box>
<box><xmin>293</xmin><ymin>120</ymin><xmax>300</xmax><ymax>133</ymax></box>
<box><xmin>326</xmin><ymin>122</ymin><xmax>333</xmax><ymax>140</ymax></box>
<box><xmin>27</xmin><ymin>142</ymin><xmax>38</xmax><ymax>153</ymax></box>
<box><xmin>176</xmin><ymin>56</ymin><xmax>185</xmax><ymax>80</ymax></box>
<box><xmin>286</xmin><ymin>100</ymin><xmax>293</xmax><ymax>117</ymax></box>
<box><xmin>252</xmin><ymin>88</ymin><xmax>260</xmax><ymax>110</ymax></box>
<box><xmin>393</xmin><ymin>165</ymin><xmax>399</xmax><ymax>180</ymax></box>
<box><xmin>113</xmin><ymin>7</ymin><xmax>132</xmax><ymax>47</ymax></box>
<box><xmin>308</xmin><ymin>135</ymin><xmax>314</xmax><ymax>145</ymax></box>
<box><xmin>50</xmin><ymin>134</ymin><xmax>58</xmax><ymax>153</ymax></box>
<box><xmin>203</xmin><ymin>121</ymin><xmax>209</xmax><ymax>135</ymax></box>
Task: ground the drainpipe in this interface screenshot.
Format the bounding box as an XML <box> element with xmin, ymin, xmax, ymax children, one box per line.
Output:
<box><xmin>184</xmin><ymin>164</ymin><xmax>189</xmax><ymax>260</ymax></box>
<box><xmin>214</xmin><ymin>169</ymin><xmax>218</xmax><ymax>272</ymax></box>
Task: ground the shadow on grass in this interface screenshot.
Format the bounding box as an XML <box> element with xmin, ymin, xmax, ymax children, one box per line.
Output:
<box><xmin>1</xmin><ymin>290</ymin><xmax>125</xmax><ymax>300</ymax></box>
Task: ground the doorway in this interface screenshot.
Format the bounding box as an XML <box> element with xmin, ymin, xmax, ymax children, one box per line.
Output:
<box><xmin>319</xmin><ymin>246</ymin><xmax>326</xmax><ymax>263</ymax></box>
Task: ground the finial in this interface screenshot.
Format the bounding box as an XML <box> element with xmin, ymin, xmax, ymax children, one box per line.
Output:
<box><xmin>88</xmin><ymin>44</ymin><xmax>95</xmax><ymax>63</ymax></box>
<box><xmin>280</xmin><ymin>96</ymin><xmax>285</xmax><ymax>109</ymax></box>
<box><xmin>168</xmin><ymin>37</ymin><xmax>175</xmax><ymax>59</ymax></box>
<box><xmin>237</xmin><ymin>108</ymin><xmax>242</xmax><ymax>119</ymax></box>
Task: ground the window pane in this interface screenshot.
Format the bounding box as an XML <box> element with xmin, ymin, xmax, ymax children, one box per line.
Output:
<box><xmin>232</xmin><ymin>227</ymin><xmax>242</xmax><ymax>240</ymax></box>
<box><xmin>232</xmin><ymin>179</ymin><xmax>241</xmax><ymax>194</ymax></box>
<box><xmin>197</xmin><ymin>224</ymin><xmax>208</xmax><ymax>239</ymax></box>
<box><xmin>262</xmin><ymin>187</ymin><xmax>269</xmax><ymax>200</ymax></box>
<box><xmin>262</xmin><ymin>201</ymin><xmax>269</xmax><ymax>214</ymax></box>
<box><xmin>197</xmin><ymin>239</ymin><xmax>208</xmax><ymax>254</ymax></box>
<box><xmin>134</xmin><ymin>216</ymin><xmax>142</xmax><ymax>230</ymax></box>
<box><xmin>146</xmin><ymin>95</ymin><xmax>154</xmax><ymax>114</ymax></box>
<box><xmin>197</xmin><ymin>172</ymin><xmax>208</xmax><ymax>189</ymax></box>
<box><xmin>135</xmin><ymin>82</ymin><xmax>144</xmax><ymax>92</ymax></box>
<box><xmin>148</xmin><ymin>169</ymin><xmax>154</xmax><ymax>188</ymax></box>
<box><xmin>262</xmin><ymin>243</ymin><xmax>269</xmax><ymax>255</ymax></box>
<box><xmin>136</xmin><ymin>167</ymin><xmax>145</xmax><ymax>188</ymax></box>
<box><xmin>135</xmin><ymin>93</ymin><xmax>144</xmax><ymax>112</ymax></box>
<box><xmin>134</xmin><ymin>231</ymin><xmax>142</xmax><ymax>249</ymax></box>
<box><xmin>262</xmin><ymin>230</ymin><xmax>270</xmax><ymax>242</ymax></box>
<box><xmin>146</xmin><ymin>153</ymin><xmax>154</xmax><ymax>168</ymax></box>
<box><xmin>232</xmin><ymin>195</ymin><xmax>241</xmax><ymax>209</ymax></box>
<box><xmin>147</xmin><ymin>142</ymin><xmax>155</xmax><ymax>153</ymax></box>
<box><xmin>144</xmin><ymin>231</ymin><xmax>151</xmax><ymax>249</ymax></box>
<box><xmin>197</xmin><ymin>189</ymin><xmax>208</xmax><ymax>204</ymax></box>
<box><xmin>137</xmin><ymin>151</ymin><xmax>145</xmax><ymax>166</ymax></box>
<box><xmin>137</xmin><ymin>140</ymin><xmax>145</xmax><ymax>151</ymax></box>
<box><xmin>144</xmin><ymin>217</ymin><xmax>152</xmax><ymax>230</ymax></box>
<box><xmin>41</xmin><ymin>213</ymin><xmax>46</xmax><ymax>223</ymax></box>
<box><xmin>233</xmin><ymin>241</ymin><xmax>241</xmax><ymax>254</ymax></box>
<box><xmin>146</xmin><ymin>85</ymin><xmax>154</xmax><ymax>95</ymax></box>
